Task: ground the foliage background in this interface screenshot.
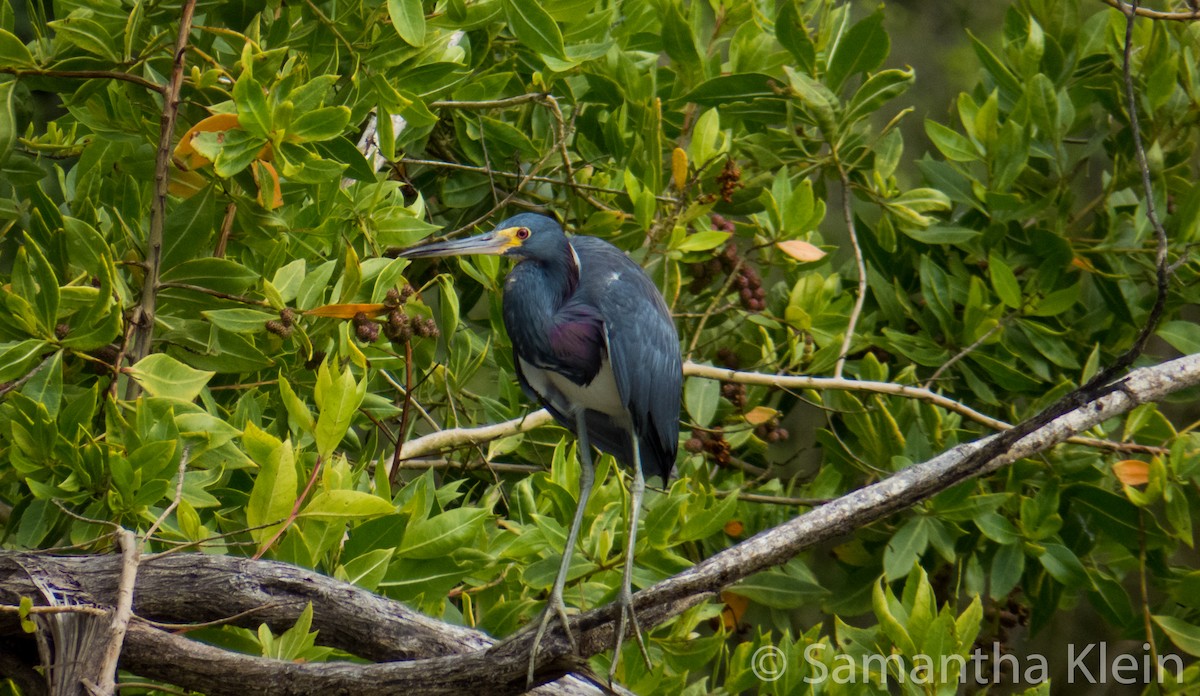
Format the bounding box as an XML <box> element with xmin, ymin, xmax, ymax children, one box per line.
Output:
<box><xmin>2</xmin><ymin>0</ymin><xmax>1200</xmax><ymax>693</ymax></box>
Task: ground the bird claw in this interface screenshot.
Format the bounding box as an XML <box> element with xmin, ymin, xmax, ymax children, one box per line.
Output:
<box><xmin>527</xmin><ymin>597</ymin><xmax>578</xmax><ymax>687</ymax></box>
<box><xmin>607</xmin><ymin>586</ymin><xmax>652</xmax><ymax>684</ymax></box>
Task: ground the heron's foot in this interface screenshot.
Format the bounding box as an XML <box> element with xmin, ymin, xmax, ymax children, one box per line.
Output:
<box><xmin>607</xmin><ymin>586</ymin><xmax>652</xmax><ymax>684</ymax></box>
<box><xmin>527</xmin><ymin>596</ymin><xmax>578</xmax><ymax>687</ymax></box>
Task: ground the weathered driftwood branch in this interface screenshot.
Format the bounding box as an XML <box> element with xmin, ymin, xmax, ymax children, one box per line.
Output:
<box><xmin>2</xmin><ymin>353</ymin><xmax>1197</xmax><ymax>695</ymax></box>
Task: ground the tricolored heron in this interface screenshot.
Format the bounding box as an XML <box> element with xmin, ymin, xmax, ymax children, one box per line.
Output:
<box><xmin>399</xmin><ymin>212</ymin><xmax>681</xmax><ymax>684</ymax></box>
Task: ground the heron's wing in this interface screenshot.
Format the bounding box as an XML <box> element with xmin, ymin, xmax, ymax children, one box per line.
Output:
<box><xmin>573</xmin><ymin>239</ymin><xmax>682</xmax><ymax>479</ymax></box>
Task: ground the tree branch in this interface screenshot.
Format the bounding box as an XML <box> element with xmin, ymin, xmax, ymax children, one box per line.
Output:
<box><xmin>4</xmin><ymin>354</ymin><xmax>1198</xmax><ymax>694</ymax></box>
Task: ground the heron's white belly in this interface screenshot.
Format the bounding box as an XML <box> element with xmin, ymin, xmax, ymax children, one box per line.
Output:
<box><xmin>519</xmin><ymin>356</ymin><xmax>626</xmax><ymax>419</ymax></box>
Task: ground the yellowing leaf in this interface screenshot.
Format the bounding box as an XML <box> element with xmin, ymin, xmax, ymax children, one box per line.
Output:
<box><xmin>776</xmin><ymin>239</ymin><xmax>827</xmax><ymax>262</ymax></box>
<box><xmin>1113</xmin><ymin>459</ymin><xmax>1150</xmax><ymax>486</ymax></box>
<box><xmin>253</xmin><ymin>160</ymin><xmax>283</xmax><ymax>209</ymax></box>
<box><xmin>719</xmin><ymin>590</ymin><xmax>749</xmax><ymax>630</ymax></box>
<box><xmin>168</xmin><ymin>168</ymin><xmax>208</xmax><ymax>198</ymax></box>
<box><xmin>305</xmin><ymin>303</ymin><xmax>388</xmax><ymax>318</ymax></box>
<box><xmin>671</xmin><ymin>147</ymin><xmax>688</xmax><ymax>189</ymax></box>
<box><xmin>744</xmin><ymin>406</ymin><xmax>778</xmax><ymax>426</ymax></box>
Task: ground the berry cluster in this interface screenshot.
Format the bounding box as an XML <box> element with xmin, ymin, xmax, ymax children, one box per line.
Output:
<box><xmin>716</xmin><ymin>159</ymin><xmax>744</xmax><ymax>203</ymax></box>
<box><xmin>353</xmin><ymin>312</ymin><xmax>380</xmax><ymax>342</ymax></box>
<box><xmin>754</xmin><ymin>419</ymin><xmax>789</xmax><ymax>443</ymax></box>
<box><xmin>381</xmin><ymin>285</ymin><xmax>439</xmax><ymax>344</ymax></box>
<box><xmin>688</xmin><ymin>219</ymin><xmax>766</xmax><ymax>313</ymax></box>
<box><xmin>715</xmin><ymin>347</ymin><xmax>747</xmax><ymax>410</ymax></box>
<box><xmin>265</xmin><ymin>308</ymin><xmax>297</xmax><ymax>338</ymax></box>
<box><xmin>684</xmin><ymin>428</ymin><xmax>732</xmax><ymax>466</ymax></box>
<box><xmin>974</xmin><ymin>593</ymin><xmax>1031</xmax><ymax>677</ymax></box>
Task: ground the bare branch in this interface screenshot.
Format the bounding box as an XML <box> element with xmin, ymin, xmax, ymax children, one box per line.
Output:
<box><xmin>126</xmin><ymin>0</ymin><xmax>199</xmax><ymax>396</ymax></box>
<box><xmin>0</xmin><ymin>67</ymin><xmax>163</xmax><ymax>93</ymax></box>
<box><xmin>1100</xmin><ymin>0</ymin><xmax>1200</xmax><ymax>21</ymax></box>
<box><xmin>833</xmin><ymin>169</ymin><xmax>867</xmax><ymax>378</ymax></box>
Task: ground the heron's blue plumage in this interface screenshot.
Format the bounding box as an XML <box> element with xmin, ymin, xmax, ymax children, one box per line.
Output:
<box><xmin>497</xmin><ymin>214</ymin><xmax>681</xmax><ymax>480</ymax></box>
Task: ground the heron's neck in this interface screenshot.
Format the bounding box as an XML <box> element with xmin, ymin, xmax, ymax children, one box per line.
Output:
<box><xmin>529</xmin><ymin>239</ymin><xmax>580</xmax><ymax>304</ymax></box>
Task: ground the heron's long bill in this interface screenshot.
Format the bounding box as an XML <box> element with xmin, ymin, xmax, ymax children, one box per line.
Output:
<box><xmin>399</xmin><ymin>227</ymin><xmax>520</xmax><ymax>258</ymax></box>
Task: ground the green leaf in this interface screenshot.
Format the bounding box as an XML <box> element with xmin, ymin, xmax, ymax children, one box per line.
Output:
<box><xmin>161</xmin><ymin>258</ymin><xmax>258</xmax><ymax>294</ymax></box>
<box><xmin>397</xmin><ymin>507</ymin><xmax>490</xmax><ymax>559</ymax></box>
<box><xmin>279</xmin><ymin>375</ymin><xmax>316</xmax><ymax>436</ymax></box>
<box><xmin>129</xmin><ymin>354</ymin><xmax>215</xmax><ymax>402</ymax></box>
<box><xmin>0</xmin><ymin>81</ymin><xmax>16</xmax><ymax>165</ymax></box>
<box><xmin>0</xmin><ymin>341</ymin><xmax>50</xmax><ymax>382</ymax></box>
<box><xmin>203</xmin><ymin>308</ymin><xmax>277</xmax><ymax>333</ymax></box>
<box><xmin>844</xmin><ymin>68</ymin><xmax>913</xmax><ymax>125</ymax></box>
<box><xmin>244</xmin><ymin>424</ymin><xmax>298</xmax><ymax>546</ymax></box>
<box><xmin>988</xmin><ymin>252</ymin><xmax>1022</xmax><ymax>309</ymax></box>
<box><xmin>924</xmin><ymin>120</ymin><xmax>978</xmax><ymax>162</ymax></box>
<box><xmin>289</xmin><ymin>106</ymin><xmax>352</xmax><ymax>142</ymax></box>
<box><xmin>681</xmin><ymin>74</ymin><xmax>780</xmax><ymax>106</ymax></box>
<box><xmin>21</xmin><ymin>350</ymin><xmax>62</xmax><ymax>418</ymax></box>
<box><xmin>233</xmin><ymin>72</ymin><xmax>272</xmax><ymax>139</ymax></box>
<box><xmin>990</xmin><ymin>542</ymin><xmax>1024</xmax><ymax>599</ymax></box>
<box><xmin>775</xmin><ymin>0</ymin><xmax>814</xmax><ymax>71</ymax></box>
<box><xmin>314</xmin><ymin>361</ymin><xmax>366</xmax><ymax>458</ymax></box>
<box><xmin>826</xmin><ymin>11</ymin><xmax>888</xmax><ymax>92</ymax></box>
<box><xmin>732</xmin><ymin>568</ymin><xmax>825</xmax><ymax>609</ymax></box>
<box><xmin>1158</xmin><ymin>321</ymin><xmax>1200</xmax><ymax>355</ymax></box>
<box><xmin>0</xmin><ymin>29</ymin><xmax>34</xmax><ymax>68</ymax></box>
<box><xmin>388</xmin><ymin>0</ymin><xmax>426</xmax><ymax>47</ymax></box>
<box><xmin>1153</xmin><ymin>615</ymin><xmax>1200</xmax><ymax>657</ymax></box>
<box><xmin>47</xmin><ymin>16</ymin><xmax>119</xmax><ymax>61</ymax></box>
<box><xmin>161</xmin><ymin>185</ymin><xmax>217</xmax><ymax>270</ymax></box>
<box><xmin>884</xmin><ymin>516</ymin><xmax>929</xmax><ymax>581</ymax></box>
<box><xmin>684</xmin><ymin>375</ymin><xmax>719</xmax><ymax>427</ymax></box>
<box><xmin>1038</xmin><ymin>543</ymin><xmax>1090</xmax><ymax>588</ymax></box>
<box><xmin>501</xmin><ymin>0</ymin><xmax>566</xmax><ymax>60</ymax></box>
<box><xmin>660</xmin><ymin>0</ymin><xmax>699</xmax><ymax>67</ymax></box>
<box><xmin>300</xmin><ymin>490</ymin><xmax>394</xmax><ymax>520</ymax></box>
<box><xmin>339</xmin><ymin>548</ymin><xmax>395</xmax><ymax>591</ymax></box>
<box><xmin>673</xmin><ymin>230</ymin><xmax>730</xmax><ymax>253</ymax></box>
<box><xmin>900</xmin><ymin>226</ymin><xmax>981</xmax><ymax>245</ymax></box>
<box><xmin>14</xmin><ymin>237</ymin><xmax>59</xmax><ymax>333</ymax></box>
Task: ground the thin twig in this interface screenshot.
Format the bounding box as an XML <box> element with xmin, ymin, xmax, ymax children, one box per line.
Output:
<box><xmin>252</xmin><ymin>455</ymin><xmax>324</xmax><ymax>559</ymax></box>
<box><xmin>923</xmin><ymin>316</ymin><xmax>1011</xmax><ymax>389</ymax></box>
<box><xmin>143</xmin><ymin>448</ymin><xmax>190</xmax><ymax>545</ymax></box>
<box><xmin>126</xmin><ymin>0</ymin><xmax>199</xmax><ymax>397</ymax></box>
<box><xmin>0</xmin><ymin>352</ymin><xmax>56</xmax><ymax>398</ymax></box>
<box><xmin>213</xmin><ymin>201</ymin><xmax>236</xmax><ymax>258</ymax></box>
<box><xmin>1100</xmin><ymin>0</ymin><xmax>1200</xmax><ymax>21</ymax></box>
<box><xmin>833</xmin><ymin>168</ymin><xmax>866</xmax><ymax>379</ymax></box>
<box><xmin>390</xmin><ymin>340</ymin><xmax>416</xmax><ymax>487</ymax></box>
<box><xmin>397</xmin><ymin>157</ymin><xmax>676</xmax><ymax>204</ymax></box>
<box><xmin>686</xmin><ymin>257</ymin><xmax>743</xmax><ymax>359</ymax></box>
<box><xmin>158</xmin><ymin>281</ymin><xmax>271</xmax><ymax>307</ymax></box>
<box><xmin>0</xmin><ymin>67</ymin><xmax>163</xmax><ymax>93</ymax></box>
<box><xmin>725</xmin><ymin>491</ymin><xmax>830</xmax><ymax>507</ymax></box>
<box><xmin>137</xmin><ymin>602</ymin><xmax>295</xmax><ymax>632</ymax></box>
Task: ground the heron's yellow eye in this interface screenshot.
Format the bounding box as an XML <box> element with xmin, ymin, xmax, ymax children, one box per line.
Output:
<box><xmin>516</xmin><ymin>227</ymin><xmax>530</xmax><ymax>240</ymax></box>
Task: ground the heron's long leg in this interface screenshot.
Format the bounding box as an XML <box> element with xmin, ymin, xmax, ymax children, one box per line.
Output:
<box><xmin>609</xmin><ymin>437</ymin><xmax>653</xmax><ymax>683</ymax></box>
<box><xmin>527</xmin><ymin>410</ymin><xmax>595</xmax><ymax>687</ymax></box>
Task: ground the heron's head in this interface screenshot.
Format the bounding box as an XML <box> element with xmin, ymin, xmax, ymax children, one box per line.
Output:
<box><xmin>397</xmin><ymin>213</ymin><xmax>567</xmax><ymax>263</ymax></box>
